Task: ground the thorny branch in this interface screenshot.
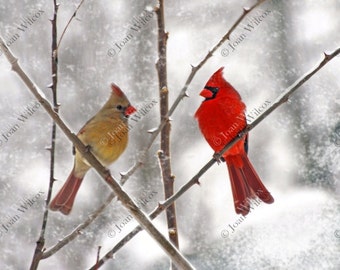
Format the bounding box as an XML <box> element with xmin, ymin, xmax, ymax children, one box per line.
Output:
<box><xmin>90</xmin><ymin>48</ymin><xmax>340</xmax><ymax>268</ymax></box>
<box><xmin>41</xmin><ymin>0</ymin><xmax>267</xmax><ymax>260</ymax></box>
<box><xmin>155</xmin><ymin>2</ymin><xmax>180</xmax><ymax>270</ymax></box>
<box><xmin>0</xmin><ymin>38</ymin><xmax>195</xmax><ymax>270</ymax></box>
<box><xmin>29</xmin><ymin>1</ymin><xmax>59</xmax><ymax>269</ymax></box>
<box><xmin>123</xmin><ymin>0</ymin><xmax>268</xmax><ymax>179</ymax></box>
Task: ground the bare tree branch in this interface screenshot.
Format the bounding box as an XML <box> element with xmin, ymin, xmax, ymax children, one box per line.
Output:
<box><xmin>41</xmin><ymin>192</ymin><xmax>115</xmax><ymax>259</ymax></box>
<box><xmin>0</xmin><ymin>38</ymin><xmax>195</xmax><ymax>270</ymax></box>
<box><xmin>56</xmin><ymin>0</ymin><xmax>86</xmax><ymax>52</ymax></box>
<box><xmin>123</xmin><ymin>0</ymin><xmax>268</xmax><ymax>178</ymax></box>
<box><xmin>155</xmin><ymin>2</ymin><xmax>179</xmax><ymax>270</ymax></box>
<box><xmin>91</xmin><ymin>48</ymin><xmax>340</xmax><ymax>268</ymax></box>
<box><xmin>95</xmin><ymin>246</ymin><xmax>102</xmax><ymax>270</ymax></box>
<box><xmin>29</xmin><ymin>1</ymin><xmax>59</xmax><ymax>268</ymax></box>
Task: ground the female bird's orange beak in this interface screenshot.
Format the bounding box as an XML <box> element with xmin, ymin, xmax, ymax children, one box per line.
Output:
<box><xmin>124</xmin><ymin>105</ymin><xmax>136</xmax><ymax>117</ymax></box>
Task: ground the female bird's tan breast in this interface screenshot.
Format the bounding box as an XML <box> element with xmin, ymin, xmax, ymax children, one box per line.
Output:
<box><xmin>77</xmin><ymin>118</ymin><xmax>129</xmax><ymax>166</ymax></box>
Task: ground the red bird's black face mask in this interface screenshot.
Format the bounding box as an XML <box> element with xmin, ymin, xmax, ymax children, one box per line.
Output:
<box><xmin>199</xmin><ymin>86</ymin><xmax>219</xmax><ymax>101</ymax></box>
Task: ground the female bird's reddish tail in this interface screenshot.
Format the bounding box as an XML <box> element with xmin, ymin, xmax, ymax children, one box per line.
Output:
<box><xmin>226</xmin><ymin>153</ymin><xmax>274</xmax><ymax>216</ymax></box>
<box><xmin>49</xmin><ymin>168</ymin><xmax>84</xmax><ymax>215</ymax></box>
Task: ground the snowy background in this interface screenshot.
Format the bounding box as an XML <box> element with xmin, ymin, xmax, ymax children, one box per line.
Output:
<box><xmin>0</xmin><ymin>0</ymin><xmax>339</xmax><ymax>269</ymax></box>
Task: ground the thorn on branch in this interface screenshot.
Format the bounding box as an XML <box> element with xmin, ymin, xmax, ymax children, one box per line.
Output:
<box><xmin>161</xmin><ymin>86</ymin><xmax>168</xmax><ymax>94</ymax></box>
<box><xmin>147</xmin><ymin>127</ymin><xmax>157</xmax><ymax>134</ymax></box>
<box><xmin>158</xmin><ymin>202</ymin><xmax>165</xmax><ymax>210</ymax></box>
<box><xmin>119</xmin><ymin>171</ymin><xmax>127</xmax><ymax>177</ymax></box>
<box><xmin>213</xmin><ymin>153</ymin><xmax>223</xmax><ymax>164</ymax></box>
<box><xmin>157</xmin><ymin>150</ymin><xmax>164</xmax><ymax>158</ymax></box>
<box><xmin>104</xmin><ymin>169</ymin><xmax>111</xmax><ymax>178</ymax></box>
<box><xmin>107</xmin><ymin>251</ymin><xmax>114</xmax><ymax>260</ymax></box>
<box><xmin>243</xmin><ymin>7</ymin><xmax>250</xmax><ymax>13</ymax></box>
<box><xmin>324</xmin><ymin>51</ymin><xmax>332</xmax><ymax>60</ymax></box>
<box><xmin>169</xmin><ymin>228</ymin><xmax>177</xmax><ymax>235</ymax></box>
<box><xmin>194</xmin><ymin>177</ymin><xmax>201</xmax><ymax>186</ymax></box>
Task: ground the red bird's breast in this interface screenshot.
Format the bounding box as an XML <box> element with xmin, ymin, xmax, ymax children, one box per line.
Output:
<box><xmin>195</xmin><ymin>96</ymin><xmax>246</xmax><ymax>155</ymax></box>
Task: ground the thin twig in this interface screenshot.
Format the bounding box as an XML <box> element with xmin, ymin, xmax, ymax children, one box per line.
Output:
<box><xmin>41</xmin><ymin>167</ymin><xmax>135</xmax><ymax>258</ymax></box>
<box><xmin>155</xmin><ymin>1</ymin><xmax>179</xmax><ymax>270</ymax></box>
<box><xmin>90</xmin><ymin>48</ymin><xmax>340</xmax><ymax>268</ymax></box>
<box><xmin>29</xmin><ymin>1</ymin><xmax>59</xmax><ymax>269</ymax></box>
<box><xmin>95</xmin><ymin>246</ymin><xmax>102</xmax><ymax>270</ymax></box>
<box><xmin>56</xmin><ymin>0</ymin><xmax>86</xmax><ymax>52</ymax></box>
<box><xmin>42</xmin><ymin>192</ymin><xmax>115</xmax><ymax>258</ymax></box>
<box><xmin>0</xmin><ymin>37</ymin><xmax>195</xmax><ymax>270</ymax></box>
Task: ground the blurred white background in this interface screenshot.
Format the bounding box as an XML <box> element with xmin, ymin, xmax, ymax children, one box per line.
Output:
<box><xmin>0</xmin><ymin>0</ymin><xmax>339</xmax><ymax>269</ymax></box>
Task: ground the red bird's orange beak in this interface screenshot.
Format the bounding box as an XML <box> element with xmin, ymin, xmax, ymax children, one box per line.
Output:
<box><xmin>124</xmin><ymin>105</ymin><xmax>136</xmax><ymax>117</ymax></box>
<box><xmin>199</xmin><ymin>89</ymin><xmax>214</xmax><ymax>99</ymax></box>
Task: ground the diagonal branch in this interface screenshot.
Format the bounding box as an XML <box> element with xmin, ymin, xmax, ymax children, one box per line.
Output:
<box><xmin>57</xmin><ymin>0</ymin><xmax>86</xmax><ymax>52</ymax></box>
<box><xmin>123</xmin><ymin>0</ymin><xmax>268</xmax><ymax>178</ymax></box>
<box><xmin>90</xmin><ymin>48</ymin><xmax>340</xmax><ymax>268</ymax></box>
<box><xmin>42</xmin><ymin>192</ymin><xmax>115</xmax><ymax>258</ymax></box>
<box><xmin>0</xmin><ymin>38</ymin><xmax>195</xmax><ymax>270</ymax></box>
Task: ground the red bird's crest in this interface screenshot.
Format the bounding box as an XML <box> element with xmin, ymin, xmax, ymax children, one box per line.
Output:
<box><xmin>199</xmin><ymin>67</ymin><xmax>241</xmax><ymax>101</ymax></box>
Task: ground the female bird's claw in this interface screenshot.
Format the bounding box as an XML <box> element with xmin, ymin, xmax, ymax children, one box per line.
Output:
<box><xmin>85</xmin><ymin>145</ymin><xmax>92</xmax><ymax>153</ymax></box>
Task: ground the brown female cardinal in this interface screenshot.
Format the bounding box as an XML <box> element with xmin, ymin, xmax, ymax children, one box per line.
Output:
<box><xmin>195</xmin><ymin>67</ymin><xmax>274</xmax><ymax>216</ymax></box>
<box><xmin>49</xmin><ymin>84</ymin><xmax>136</xmax><ymax>215</ymax></box>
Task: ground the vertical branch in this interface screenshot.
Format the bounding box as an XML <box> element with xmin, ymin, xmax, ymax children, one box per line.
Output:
<box><xmin>29</xmin><ymin>1</ymin><xmax>59</xmax><ymax>269</ymax></box>
<box><xmin>155</xmin><ymin>1</ymin><xmax>179</xmax><ymax>269</ymax></box>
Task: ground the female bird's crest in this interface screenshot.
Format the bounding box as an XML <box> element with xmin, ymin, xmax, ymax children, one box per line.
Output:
<box><xmin>111</xmin><ymin>83</ymin><xmax>125</xmax><ymax>97</ymax></box>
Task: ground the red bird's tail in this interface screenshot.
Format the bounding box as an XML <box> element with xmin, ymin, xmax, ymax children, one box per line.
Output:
<box><xmin>49</xmin><ymin>168</ymin><xmax>84</xmax><ymax>215</ymax></box>
<box><xmin>226</xmin><ymin>153</ymin><xmax>274</xmax><ymax>216</ymax></box>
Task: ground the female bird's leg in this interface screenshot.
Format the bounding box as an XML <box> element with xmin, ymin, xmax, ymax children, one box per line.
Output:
<box><xmin>85</xmin><ymin>144</ymin><xmax>92</xmax><ymax>152</ymax></box>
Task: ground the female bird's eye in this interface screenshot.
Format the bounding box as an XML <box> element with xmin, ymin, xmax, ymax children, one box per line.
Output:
<box><xmin>116</xmin><ymin>105</ymin><xmax>123</xmax><ymax>111</ymax></box>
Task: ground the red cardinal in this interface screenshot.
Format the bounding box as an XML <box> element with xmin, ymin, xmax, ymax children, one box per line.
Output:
<box><xmin>195</xmin><ymin>67</ymin><xmax>274</xmax><ymax>215</ymax></box>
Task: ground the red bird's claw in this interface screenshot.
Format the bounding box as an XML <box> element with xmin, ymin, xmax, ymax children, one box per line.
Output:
<box><xmin>213</xmin><ymin>153</ymin><xmax>223</xmax><ymax>164</ymax></box>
